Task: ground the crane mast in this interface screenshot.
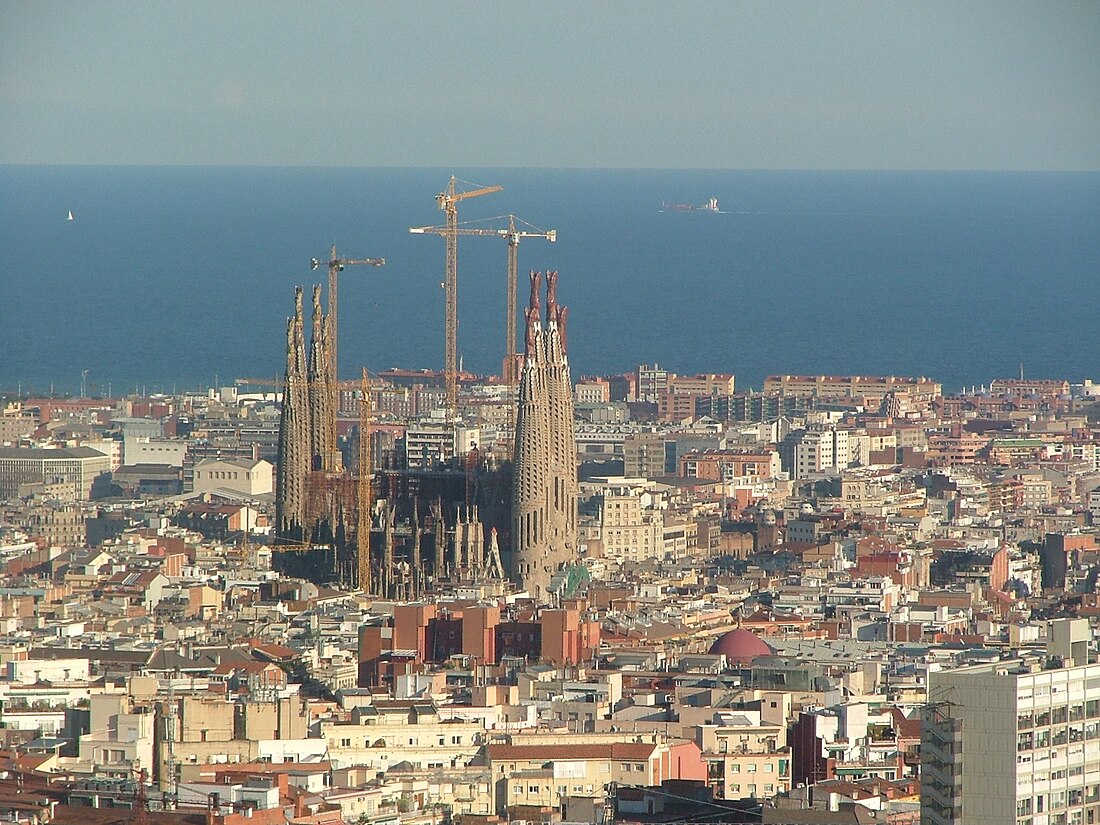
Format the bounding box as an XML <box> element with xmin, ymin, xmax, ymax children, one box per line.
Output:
<box><xmin>505</xmin><ymin>216</ymin><xmax>520</xmax><ymax>387</ymax></box>
<box><xmin>431</xmin><ymin>176</ymin><xmax>502</xmax><ymax>413</ymax></box>
<box><xmin>502</xmin><ymin>216</ymin><xmax>556</xmax><ymax>386</ymax></box>
<box><xmin>311</xmin><ymin>244</ymin><xmax>384</xmax><ymax>471</ymax></box>
<box><xmin>410</xmin><ymin>210</ymin><xmax>555</xmax><ymax>394</ymax></box>
<box><xmin>356</xmin><ymin>367</ymin><xmax>372</xmax><ymax>593</ymax></box>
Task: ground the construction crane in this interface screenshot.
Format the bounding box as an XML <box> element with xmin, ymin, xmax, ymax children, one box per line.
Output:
<box><xmin>356</xmin><ymin>367</ymin><xmax>373</xmax><ymax>593</ymax></box>
<box><xmin>312</xmin><ymin>245</ymin><xmax>384</xmax><ymax>470</ymax></box>
<box><xmin>410</xmin><ymin>214</ymin><xmax>554</xmax><ymax>388</ymax></box>
<box><xmin>501</xmin><ymin>215</ymin><xmax>556</xmax><ymax>385</ymax></box>
<box><xmin>310</xmin><ymin>244</ymin><xmax>385</xmax><ymax>391</ymax></box>
<box><xmin>410</xmin><ymin>176</ymin><xmax>502</xmax><ymax>413</ymax></box>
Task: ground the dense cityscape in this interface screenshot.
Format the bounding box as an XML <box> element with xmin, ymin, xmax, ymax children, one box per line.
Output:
<box><xmin>3</xmin><ymin>217</ymin><xmax>1100</xmax><ymax>824</ymax></box>
<box><xmin>3</xmin><ymin>4</ymin><xmax>1098</xmax><ymax>824</ymax></box>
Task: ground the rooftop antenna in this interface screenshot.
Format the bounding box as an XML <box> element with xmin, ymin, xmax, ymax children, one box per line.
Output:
<box><xmin>1020</xmin><ymin>362</ymin><xmax>1025</xmax><ymax>381</ymax></box>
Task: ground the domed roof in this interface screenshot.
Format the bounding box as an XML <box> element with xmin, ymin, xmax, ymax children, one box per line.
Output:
<box><xmin>708</xmin><ymin>628</ymin><xmax>775</xmax><ymax>664</ymax></box>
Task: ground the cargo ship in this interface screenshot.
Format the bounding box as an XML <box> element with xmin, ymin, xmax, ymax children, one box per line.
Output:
<box><xmin>660</xmin><ymin>196</ymin><xmax>720</xmax><ymax>213</ymax></box>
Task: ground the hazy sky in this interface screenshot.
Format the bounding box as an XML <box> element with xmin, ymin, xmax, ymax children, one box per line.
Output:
<box><xmin>1</xmin><ymin>2</ymin><xmax>1098</xmax><ymax>170</ymax></box>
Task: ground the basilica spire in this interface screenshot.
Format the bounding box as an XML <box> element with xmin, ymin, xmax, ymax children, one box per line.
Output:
<box><xmin>511</xmin><ymin>270</ymin><xmax>578</xmax><ymax>599</ymax></box>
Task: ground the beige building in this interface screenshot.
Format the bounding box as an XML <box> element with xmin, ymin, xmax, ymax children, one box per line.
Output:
<box><xmin>0</xmin><ymin>446</ymin><xmax>111</xmax><ymax>499</ymax></box>
<box><xmin>161</xmin><ymin>694</ymin><xmax>313</xmax><ymax>786</ymax></box>
<box><xmin>78</xmin><ymin>691</ymin><xmax>156</xmax><ymax>778</ymax></box>
<box><xmin>764</xmin><ymin>374</ymin><xmax>942</xmax><ymax>401</ymax></box>
<box><xmin>624</xmin><ymin>433</ymin><xmax>669</xmax><ymax>478</ymax></box>
<box><xmin>0</xmin><ymin>404</ymin><xmax>37</xmax><ymax>443</ymax></box>
<box><xmin>487</xmin><ymin>737</ymin><xmax>705</xmax><ymax>818</ymax></box>
<box><xmin>697</xmin><ymin>718</ymin><xmax>791</xmax><ymax>800</ymax></box>
<box><xmin>19</xmin><ymin>503</ymin><xmax>87</xmax><ymax>547</ymax></box>
<box><xmin>193</xmin><ymin>457</ymin><xmax>273</xmax><ymax>496</ymax></box>
<box><xmin>598</xmin><ymin>487</ymin><xmax>664</xmax><ymax>563</ymax></box>
<box><xmin>575</xmin><ymin>378</ymin><xmax>611</xmax><ymax>404</ymax></box>
<box><xmin>319</xmin><ymin>703</ymin><xmax>484</xmax><ymax>772</ymax></box>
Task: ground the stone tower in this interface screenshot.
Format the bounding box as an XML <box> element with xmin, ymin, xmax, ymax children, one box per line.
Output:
<box><xmin>276</xmin><ymin>287</ymin><xmax>310</xmax><ymax>538</ymax></box>
<box><xmin>511</xmin><ymin>270</ymin><xmax>578</xmax><ymax>599</ymax></box>
<box><xmin>276</xmin><ymin>284</ymin><xmax>339</xmax><ymax>540</ymax></box>
<box><xmin>307</xmin><ymin>284</ymin><xmax>337</xmax><ymax>473</ymax></box>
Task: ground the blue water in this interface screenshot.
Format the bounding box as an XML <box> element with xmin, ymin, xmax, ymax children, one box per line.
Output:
<box><xmin>1</xmin><ymin>166</ymin><xmax>1097</xmax><ymax>395</ymax></box>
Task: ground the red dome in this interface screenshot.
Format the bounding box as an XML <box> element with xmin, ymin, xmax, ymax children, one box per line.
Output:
<box><xmin>708</xmin><ymin>628</ymin><xmax>775</xmax><ymax>664</ymax></box>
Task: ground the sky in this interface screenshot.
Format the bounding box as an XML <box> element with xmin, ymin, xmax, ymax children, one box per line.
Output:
<box><xmin>1</xmin><ymin>1</ymin><xmax>1098</xmax><ymax>170</ymax></box>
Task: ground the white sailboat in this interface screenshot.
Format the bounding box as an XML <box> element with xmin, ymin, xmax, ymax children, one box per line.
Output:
<box><xmin>67</xmin><ymin>210</ymin><xmax>74</xmax><ymax>221</ymax></box>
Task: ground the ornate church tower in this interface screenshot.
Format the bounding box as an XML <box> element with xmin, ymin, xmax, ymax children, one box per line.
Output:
<box><xmin>511</xmin><ymin>271</ymin><xmax>578</xmax><ymax>599</ymax></box>
<box><xmin>276</xmin><ymin>287</ymin><xmax>310</xmax><ymax>538</ymax></box>
<box><xmin>307</xmin><ymin>284</ymin><xmax>338</xmax><ymax>473</ymax></box>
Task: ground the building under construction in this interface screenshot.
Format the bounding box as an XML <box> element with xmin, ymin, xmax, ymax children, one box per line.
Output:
<box><xmin>272</xmin><ymin>285</ymin><xmax>357</xmax><ymax>578</ymax></box>
<box><xmin>273</xmin><ymin>284</ymin><xmax>512</xmax><ymax>596</ymax></box>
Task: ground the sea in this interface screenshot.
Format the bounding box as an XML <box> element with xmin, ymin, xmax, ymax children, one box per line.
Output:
<box><xmin>1</xmin><ymin>166</ymin><xmax>1097</xmax><ymax>396</ymax></box>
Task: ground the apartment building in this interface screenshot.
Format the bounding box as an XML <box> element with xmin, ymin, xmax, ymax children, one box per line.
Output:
<box><xmin>597</xmin><ymin>487</ymin><xmax>664</xmax><ymax>563</ymax></box>
<box><xmin>922</xmin><ymin>619</ymin><xmax>1100</xmax><ymax>825</ymax></box>
<box><xmin>779</xmin><ymin>429</ymin><xmax>852</xmax><ymax>479</ymax></box>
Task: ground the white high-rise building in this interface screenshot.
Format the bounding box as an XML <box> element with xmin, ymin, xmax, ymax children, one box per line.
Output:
<box><xmin>782</xmin><ymin>428</ymin><xmax>852</xmax><ymax>479</ymax></box>
<box><xmin>922</xmin><ymin>619</ymin><xmax>1100</xmax><ymax>825</ymax></box>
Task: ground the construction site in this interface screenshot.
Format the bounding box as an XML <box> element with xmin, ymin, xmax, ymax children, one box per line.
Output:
<box><xmin>269</xmin><ymin>178</ymin><xmax>573</xmax><ymax>601</ymax></box>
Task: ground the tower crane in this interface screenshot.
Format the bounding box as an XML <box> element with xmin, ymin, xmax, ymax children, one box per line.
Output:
<box><xmin>356</xmin><ymin>367</ymin><xmax>373</xmax><ymax>593</ymax></box>
<box><xmin>312</xmin><ymin>244</ymin><xmax>384</xmax><ymax>466</ymax></box>
<box><xmin>311</xmin><ymin>244</ymin><xmax>385</xmax><ymax>390</ymax></box>
<box><xmin>410</xmin><ymin>176</ymin><xmax>501</xmax><ymax>413</ymax></box>
<box><xmin>501</xmin><ymin>215</ymin><xmax>556</xmax><ymax>386</ymax></box>
<box><xmin>410</xmin><ymin>214</ymin><xmax>555</xmax><ymax>388</ymax></box>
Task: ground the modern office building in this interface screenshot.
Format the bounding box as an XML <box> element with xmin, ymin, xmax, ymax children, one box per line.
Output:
<box><xmin>0</xmin><ymin>446</ymin><xmax>111</xmax><ymax>500</ymax></box>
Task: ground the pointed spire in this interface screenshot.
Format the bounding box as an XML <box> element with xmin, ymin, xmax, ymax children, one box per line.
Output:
<box><xmin>525</xmin><ymin>270</ymin><xmax>542</xmax><ymax>355</ymax></box>
<box><xmin>545</xmin><ymin>270</ymin><xmax>558</xmax><ymax>324</ymax></box>
<box><xmin>311</xmin><ymin>284</ymin><xmax>324</xmax><ymax>341</ymax></box>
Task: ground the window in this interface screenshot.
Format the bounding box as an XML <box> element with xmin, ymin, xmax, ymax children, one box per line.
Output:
<box><xmin>747</xmin><ymin>764</ymin><xmax>758</xmax><ymax>773</ymax></box>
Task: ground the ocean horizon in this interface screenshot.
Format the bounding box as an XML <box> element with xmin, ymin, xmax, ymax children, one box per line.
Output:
<box><xmin>2</xmin><ymin>165</ymin><xmax>1097</xmax><ymax>396</ymax></box>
